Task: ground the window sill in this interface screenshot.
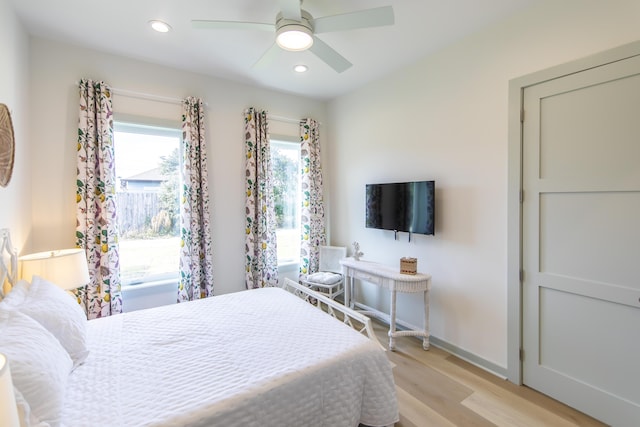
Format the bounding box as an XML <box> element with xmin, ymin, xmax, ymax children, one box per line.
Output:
<box><xmin>121</xmin><ymin>278</ymin><xmax>178</xmax><ymax>312</ymax></box>
<box><xmin>278</xmin><ymin>261</ymin><xmax>300</xmax><ymax>271</ymax></box>
<box><xmin>122</xmin><ymin>277</ymin><xmax>178</xmax><ymax>291</ymax></box>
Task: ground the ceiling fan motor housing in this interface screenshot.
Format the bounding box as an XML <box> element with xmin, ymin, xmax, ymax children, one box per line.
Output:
<box><xmin>276</xmin><ymin>9</ymin><xmax>314</xmax><ymax>32</ymax></box>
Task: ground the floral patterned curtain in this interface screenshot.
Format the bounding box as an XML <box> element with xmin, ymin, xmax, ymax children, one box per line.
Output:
<box><xmin>299</xmin><ymin>118</ymin><xmax>326</xmax><ymax>282</ymax></box>
<box><xmin>177</xmin><ymin>97</ymin><xmax>214</xmax><ymax>302</ymax></box>
<box><xmin>75</xmin><ymin>79</ymin><xmax>122</xmax><ymax>319</ymax></box>
<box><xmin>244</xmin><ymin>108</ymin><xmax>278</xmax><ymax>288</ymax></box>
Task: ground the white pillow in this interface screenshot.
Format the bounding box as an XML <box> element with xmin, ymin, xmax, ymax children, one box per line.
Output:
<box><xmin>0</xmin><ymin>279</ymin><xmax>29</xmax><ymax>306</ymax></box>
<box><xmin>14</xmin><ymin>387</ymin><xmax>49</xmax><ymax>427</ymax></box>
<box><xmin>0</xmin><ymin>308</ymin><xmax>73</xmax><ymax>426</ymax></box>
<box><xmin>3</xmin><ymin>276</ymin><xmax>89</xmax><ymax>367</ymax></box>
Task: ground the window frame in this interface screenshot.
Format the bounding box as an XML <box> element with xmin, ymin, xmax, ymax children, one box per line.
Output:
<box><xmin>270</xmin><ymin>135</ymin><xmax>302</xmax><ymax>268</ymax></box>
<box><xmin>113</xmin><ymin>117</ymin><xmax>183</xmax><ymax>288</ymax></box>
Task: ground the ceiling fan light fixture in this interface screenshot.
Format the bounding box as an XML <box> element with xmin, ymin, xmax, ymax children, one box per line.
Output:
<box><xmin>276</xmin><ymin>25</ymin><xmax>313</xmax><ymax>51</ymax></box>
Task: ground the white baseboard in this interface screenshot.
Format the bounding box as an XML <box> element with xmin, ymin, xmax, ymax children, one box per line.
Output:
<box><xmin>353</xmin><ymin>301</ymin><xmax>507</xmax><ymax>379</ymax></box>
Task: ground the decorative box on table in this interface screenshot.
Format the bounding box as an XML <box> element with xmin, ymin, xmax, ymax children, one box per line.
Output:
<box><xmin>400</xmin><ymin>257</ymin><xmax>417</xmax><ymax>275</ymax></box>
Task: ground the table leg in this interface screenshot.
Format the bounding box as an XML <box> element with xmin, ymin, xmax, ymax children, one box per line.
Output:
<box><xmin>423</xmin><ymin>287</ymin><xmax>430</xmax><ymax>350</ymax></box>
<box><xmin>389</xmin><ymin>289</ymin><xmax>397</xmax><ymax>351</ymax></box>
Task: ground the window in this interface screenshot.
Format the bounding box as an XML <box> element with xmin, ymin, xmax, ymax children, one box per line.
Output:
<box><xmin>113</xmin><ymin>122</ymin><xmax>182</xmax><ymax>286</ymax></box>
<box><xmin>271</xmin><ymin>139</ymin><xmax>301</xmax><ymax>266</ymax></box>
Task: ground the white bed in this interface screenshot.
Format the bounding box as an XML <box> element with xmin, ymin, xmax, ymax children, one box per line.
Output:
<box><xmin>0</xmin><ymin>231</ymin><xmax>398</xmax><ymax>427</ymax></box>
<box><xmin>63</xmin><ymin>285</ymin><xmax>398</xmax><ymax>427</ymax></box>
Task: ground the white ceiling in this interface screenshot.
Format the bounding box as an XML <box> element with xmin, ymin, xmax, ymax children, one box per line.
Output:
<box><xmin>9</xmin><ymin>0</ymin><xmax>537</xmax><ymax>100</ymax></box>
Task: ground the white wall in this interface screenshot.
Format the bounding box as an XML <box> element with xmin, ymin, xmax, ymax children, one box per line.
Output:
<box><xmin>327</xmin><ymin>0</ymin><xmax>640</xmax><ymax>368</ymax></box>
<box><xmin>0</xmin><ymin>0</ymin><xmax>31</xmax><ymax>252</ymax></box>
<box><xmin>28</xmin><ymin>37</ymin><xmax>327</xmax><ymax>296</ymax></box>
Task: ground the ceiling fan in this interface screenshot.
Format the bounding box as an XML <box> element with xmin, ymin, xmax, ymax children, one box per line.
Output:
<box><xmin>192</xmin><ymin>0</ymin><xmax>394</xmax><ymax>73</ymax></box>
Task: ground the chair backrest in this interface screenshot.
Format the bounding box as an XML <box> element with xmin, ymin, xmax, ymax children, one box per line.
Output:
<box><xmin>319</xmin><ymin>245</ymin><xmax>347</xmax><ymax>273</ymax></box>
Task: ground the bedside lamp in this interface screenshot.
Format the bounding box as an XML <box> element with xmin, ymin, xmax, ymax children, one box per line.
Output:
<box><xmin>19</xmin><ymin>248</ymin><xmax>90</xmax><ymax>290</ymax></box>
<box><xmin>0</xmin><ymin>353</ymin><xmax>19</xmax><ymax>427</ymax></box>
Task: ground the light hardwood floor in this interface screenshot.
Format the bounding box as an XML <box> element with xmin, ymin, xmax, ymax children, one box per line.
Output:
<box><xmin>371</xmin><ymin>322</ymin><xmax>607</xmax><ymax>427</ymax></box>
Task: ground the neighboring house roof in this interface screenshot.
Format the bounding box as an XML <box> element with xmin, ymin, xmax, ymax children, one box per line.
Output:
<box><xmin>122</xmin><ymin>167</ymin><xmax>166</xmax><ymax>183</ymax></box>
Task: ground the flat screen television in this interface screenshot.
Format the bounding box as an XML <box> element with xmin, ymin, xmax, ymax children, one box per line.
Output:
<box><xmin>365</xmin><ymin>180</ymin><xmax>435</xmax><ymax>236</ymax></box>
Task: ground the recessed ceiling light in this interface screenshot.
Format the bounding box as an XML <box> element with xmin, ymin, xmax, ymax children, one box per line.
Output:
<box><xmin>149</xmin><ymin>20</ymin><xmax>171</xmax><ymax>33</ymax></box>
<box><xmin>293</xmin><ymin>65</ymin><xmax>308</xmax><ymax>73</ymax></box>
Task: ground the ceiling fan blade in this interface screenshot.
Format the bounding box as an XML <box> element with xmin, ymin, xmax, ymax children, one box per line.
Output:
<box><xmin>309</xmin><ymin>36</ymin><xmax>352</xmax><ymax>73</ymax></box>
<box><xmin>252</xmin><ymin>43</ymin><xmax>281</xmax><ymax>69</ymax></box>
<box><xmin>313</xmin><ymin>6</ymin><xmax>394</xmax><ymax>34</ymax></box>
<box><xmin>192</xmin><ymin>20</ymin><xmax>274</xmax><ymax>32</ymax></box>
<box><xmin>278</xmin><ymin>0</ymin><xmax>301</xmax><ymax>20</ymax></box>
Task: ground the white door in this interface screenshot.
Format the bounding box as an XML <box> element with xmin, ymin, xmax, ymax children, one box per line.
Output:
<box><xmin>522</xmin><ymin>53</ymin><xmax>640</xmax><ymax>426</ymax></box>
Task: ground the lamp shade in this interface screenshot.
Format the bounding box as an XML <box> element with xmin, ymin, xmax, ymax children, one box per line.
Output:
<box><xmin>19</xmin><ymin>248</ymin><xmax>90</xmax><ymax>290</ymax></box>
<box><xmin>0</xmin><ymin>353</ymin><xmax>19</xmax><ymax>427</ymax></box>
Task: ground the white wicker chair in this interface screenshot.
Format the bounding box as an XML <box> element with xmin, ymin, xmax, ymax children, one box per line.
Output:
<box><xmin>301</xmin><ymin>245</ymin><xmax>346</xmax><ymax>300</ymax></box>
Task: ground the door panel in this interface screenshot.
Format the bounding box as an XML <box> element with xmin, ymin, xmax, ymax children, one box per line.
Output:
<box><xmin>539</xmin><ymin>287</ymin><xmax>640</xmax><ymax>403</ymax></box>
<box><xmin>539</xmin><ymin>72</ymin><xmax>640</xmax><ymax>182</ymax></box>
<box><xmin>522</xmin><ymin>53</ymin><xmax>640</xmax><ymax>426</ymax></box>
<box><xmin>540</xmin><ymin>192</ymin><xmax>640</xmax><ymax>289</ymax></box>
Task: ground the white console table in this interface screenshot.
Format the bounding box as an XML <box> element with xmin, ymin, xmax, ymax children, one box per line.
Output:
<box><xmin>339</xmin><ymin>257</ymin><xmax>431</xmax><ymax>351</ymax></box>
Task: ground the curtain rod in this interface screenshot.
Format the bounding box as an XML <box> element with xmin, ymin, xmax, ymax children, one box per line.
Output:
<box><xmin>76</xmin><ymin>82</ymin><xmax>209</xmax><ymax>106</ymax></box>
<box><xmin>244</xmin><ymin>112</ymin><xmax>322</xmax><ymax>126</ymax></box>
<box><xmin>110</xmin><ymin>87</ymin><xmax>209</xmax><ymax>107</ymax></box>
<box><xmin>269</xmin><ymin>114</ymin><xmax>302</xmax><ymax>125</ymax></box>
<box><xmin>111</xmin><ymin>87</ymin><xmax>181</xmax><ymax>105</ymax></box>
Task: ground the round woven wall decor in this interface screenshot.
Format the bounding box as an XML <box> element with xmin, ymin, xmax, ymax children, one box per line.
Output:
<box><xmin>0</xmin><ymin>103</ymin><xmax>15</xmax><ymax>187</ymax></box>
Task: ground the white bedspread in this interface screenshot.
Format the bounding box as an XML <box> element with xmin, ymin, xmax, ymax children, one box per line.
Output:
<box><xmin>61</xmin><ymin>287</ymin><xmax>398</xmax><ymax>427</ymax></box>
